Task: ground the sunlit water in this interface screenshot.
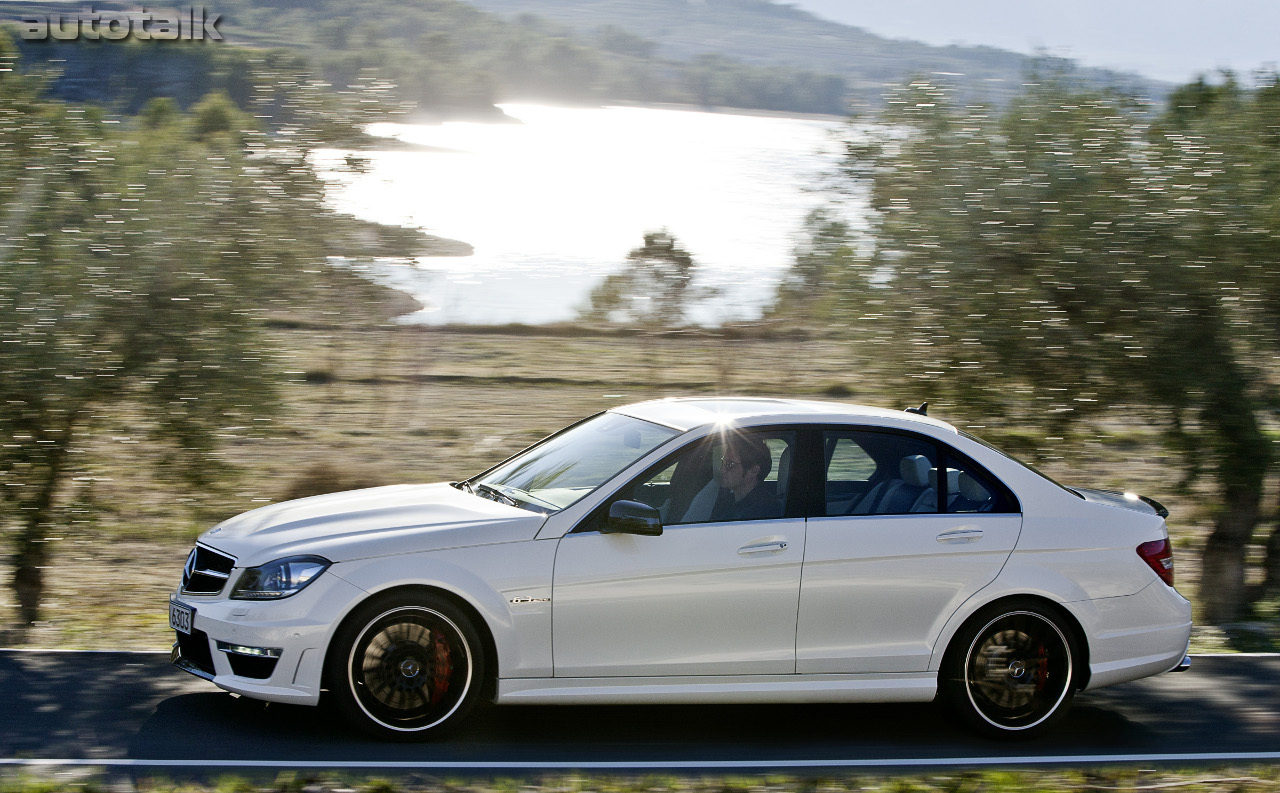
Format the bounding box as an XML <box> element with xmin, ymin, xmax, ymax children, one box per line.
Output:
<box><xmin>316</xmin><ymin>103</ymin><xmax>853</xmax><ymax>325</ymax></box>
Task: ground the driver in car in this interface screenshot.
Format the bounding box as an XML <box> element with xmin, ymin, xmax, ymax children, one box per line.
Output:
<box><xmin>712</xmin><ymin>434</ymin><xmax>781</xmax><ymax>521</ymax></box>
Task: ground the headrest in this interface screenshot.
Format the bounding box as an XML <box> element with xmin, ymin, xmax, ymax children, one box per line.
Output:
<box><xmin>957</xmin><ymin>471</ymin><xmax>989</xmax><ymax>501</ymax></box>
<box><xmin>929</xmin><ymin>467</ymin><xmax>960</xmax><ymax>494</ymax></box>
<box><xmin>900</xmin><ymin>455</ymin><xmax>931</xmax><ymax>487</ymax></box>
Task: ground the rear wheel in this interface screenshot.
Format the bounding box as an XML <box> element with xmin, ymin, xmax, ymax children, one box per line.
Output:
<box><xmin>942</xmin><ymin>601</ymin><xmax>1077</xmax><ymax>738</ymax></box>
<box><xmin>329</xmin><ymin>592</ymin><xmax>484</xmax><ymax>740</ymax></box>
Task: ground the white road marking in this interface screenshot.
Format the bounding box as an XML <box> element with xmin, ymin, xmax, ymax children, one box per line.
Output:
<box><xmin>0</xmin><ymin>648</ymin><xmax>171</xmax><ymax>654</ymax></box>
<box><xmin>4</xmin><ymin>753</ymin><xmax>1280</xmax><ymax>769</ymax></box>
<box><xmin>2</xmin><ymin>649</ymin><xmax>1277</xmax><ymax>656</ymax></box>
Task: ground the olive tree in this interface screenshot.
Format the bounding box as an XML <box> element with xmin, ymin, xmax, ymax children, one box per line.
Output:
<box><xmin>581</xmin><ymin>230</ymin><xmax>712</xmax><ymax>328</ymax></box>
<box><xmin>0</xmin><ymin>36</ymin><xmax>389</xmax><ymax>627</ymax></box>
<box><xmin>826</xmin><ymin>75</ymin><xmax>1280</xmax><ymax>622</ymax></box>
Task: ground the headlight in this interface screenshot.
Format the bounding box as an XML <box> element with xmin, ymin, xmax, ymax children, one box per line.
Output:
<box><xmin>230</xmin><ymin>555</ymin><xmax>330</xmax><ymax>600</ymax></box>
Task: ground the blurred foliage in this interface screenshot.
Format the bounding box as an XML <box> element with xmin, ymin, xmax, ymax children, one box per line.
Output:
<box><xmin>769</xmin><ymin>208</ymin><xmax>862</xmax><ymax>326</ymax></box>
<box><xmin>0</xmin><ymin>31</ymin><xmax>407</xmax><ymax>626</ymax></box>
<box><xmin>11</xmin><ymin>768</ymin><xmax>1280</xmax><ymax>793</ymax></box>
<box><xmin>280</xmin><ymin>462</ymin><xmax>387</xmax><ymax>502</ymax></box>
<box><xmin>580</xmin><ymin>231</ymin><xmax>715</xmax><ymax>328</ymax></box>
<box><xmin>683</xmin><ymin>54</ymin><xmax>847</xmax><ymax>115</ymax></box>
<box><xmin>791</xmin><ymin>70</ymin><xmax>1280</xmax><ymax>622</ymax></box>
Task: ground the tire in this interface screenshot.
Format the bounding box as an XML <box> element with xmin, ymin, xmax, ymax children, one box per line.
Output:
<box><xmin>941</xmin><ymin>600</ymin><xmax>1078</xmax><ymax>738</ymax></box>
<box><xmin>328</xmin><ymin>591</ymin><xmax>485</xmax><ymax>740</ymax></box>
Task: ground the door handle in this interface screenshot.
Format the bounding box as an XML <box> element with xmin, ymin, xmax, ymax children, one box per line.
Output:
<box><xmin>738</xmin><ymin>541</ymin><xmax>788</xmax><ymax>555</ymax></box>
<box><xmin>936</xmin><ymin>528</ymin><xmax>984</xmax><ymax>544</ymax></box>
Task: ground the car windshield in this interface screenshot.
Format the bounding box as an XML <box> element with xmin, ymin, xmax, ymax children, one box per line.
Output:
<box><xmin>469</xmin><ymin>413</ymin><xmax>680</xmax><ymax>512</ymax></box>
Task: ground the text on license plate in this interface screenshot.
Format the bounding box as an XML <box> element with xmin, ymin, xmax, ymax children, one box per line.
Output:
<box><xmin>169</xmin><ymin>601</ymin><xmax>194</xmax><ymax>635</ymax></box>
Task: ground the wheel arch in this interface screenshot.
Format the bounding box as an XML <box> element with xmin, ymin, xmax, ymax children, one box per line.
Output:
<box><xmin>322</xmin><ymin>583</ymin><xmax>501</xmax><ymax>703</ymax></box>
<box><xmin>937</xmin><ymin>593</ymin><xmax>1091</xmax><ymax>691</ymax></box>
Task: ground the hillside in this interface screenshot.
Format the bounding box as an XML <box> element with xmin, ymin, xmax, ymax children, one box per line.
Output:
<box><xmin>461</xmin><ymin>0</ymin><xmax>1165</xmax><ymax>103</ymax></box>
<box><xmin>8</xmin><ymin>0</ymin><xmax>852</xmax><ymax>115</ymax></box>
<box><xmin>5</xmin><ymin>0</ymin><xmax>1164</xmax><ymax>120</ymax></box>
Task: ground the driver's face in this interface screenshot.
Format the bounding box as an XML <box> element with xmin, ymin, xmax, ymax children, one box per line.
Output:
<box><xmin>720</xmin><ymin>448</ymin><xmax>753</xmax><ymax>489</ymax></box>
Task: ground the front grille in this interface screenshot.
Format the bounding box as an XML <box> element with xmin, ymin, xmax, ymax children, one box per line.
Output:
<box><xmin>181</xmin><ymin>545</ymin><xmax>236</xmax><ymax>595</ymax></box>
<box><xmin>174</xmin><ymin>627</ymin><xmax>216</xmax><ymax>677</ymax></box>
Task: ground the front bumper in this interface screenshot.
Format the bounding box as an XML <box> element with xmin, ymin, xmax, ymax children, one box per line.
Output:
<box><xmin>169</xmin><ymin>570</ymin><xmax>366</xmax><ymax>706</ymax></box>
<box><xmin>171</xmin><ymin>640</ymin><xmax>215</xmax><ymax>681</ymax></box>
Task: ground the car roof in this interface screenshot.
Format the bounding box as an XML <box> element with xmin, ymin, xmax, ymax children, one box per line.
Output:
<box><xmin>610</xmin><ymin>397</ymin><xmax>960</xmax><ymax>435</ymax></box>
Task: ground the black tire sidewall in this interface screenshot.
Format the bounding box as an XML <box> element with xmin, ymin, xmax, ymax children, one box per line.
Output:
<box><xmin>327</xmin><ymin>590</ymin><xmax>486</xmax><ymax>741</ymax></box>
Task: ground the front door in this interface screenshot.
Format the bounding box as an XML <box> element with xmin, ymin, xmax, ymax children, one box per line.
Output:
<box><xmin>553</xmin><ymin>428</ymin><xmax>805</xmax><ymax>677</ymax></box>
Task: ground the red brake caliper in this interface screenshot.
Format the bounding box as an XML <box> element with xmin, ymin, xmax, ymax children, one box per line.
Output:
<box><xmin>1035</xmin><ymin>641</ymin><xmax>1049</xmax><ymax>692</ymax></box>
<box><xmin>430</xmin><ymin>631</ymin><xmax>453</xmax><ymax>704</ymax></box>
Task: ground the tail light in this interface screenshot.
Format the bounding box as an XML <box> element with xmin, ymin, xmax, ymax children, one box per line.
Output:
<box><xmin>1137</xmin><ymin>538</ymin><xmax>1175</xmax><ymax>586</ymax></box>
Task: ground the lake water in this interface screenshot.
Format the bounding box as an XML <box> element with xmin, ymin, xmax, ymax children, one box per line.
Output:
<box><xmin>317</xmin><ymin>103</ymin><xmax>853</xmax><ymax>325</ymax></box>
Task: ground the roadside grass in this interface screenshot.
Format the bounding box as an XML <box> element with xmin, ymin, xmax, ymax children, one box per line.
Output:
<box><xmin>0</xmin><ymin>309</ymin><xmax>1262</xmax><ymax>651</ymax></box>
<box><xmin>6</xmin><ymin>768</ymin><xmax>1280</xmax><ymax>793</ymax></box>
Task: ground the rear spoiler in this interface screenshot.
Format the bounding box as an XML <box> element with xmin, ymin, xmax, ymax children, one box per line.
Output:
<box><xmin>1139</xmin><ymin>495</ymin><xmax>1169</xmax><ymax>518</ymax></box>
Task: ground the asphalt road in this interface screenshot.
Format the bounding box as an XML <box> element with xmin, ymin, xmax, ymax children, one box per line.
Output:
<box><xmin>1</xmin><ymin>650</ymin><xmax>1278</xmax><ymax>771</ymax></box>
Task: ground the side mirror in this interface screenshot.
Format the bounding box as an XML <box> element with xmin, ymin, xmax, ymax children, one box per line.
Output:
<box><xmin>603</xmin><ymin>500</ymin><xmax>663</xmax><ymax>536</ymax></box>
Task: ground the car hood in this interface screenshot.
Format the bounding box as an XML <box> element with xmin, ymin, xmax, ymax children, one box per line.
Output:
<box><xmin>1073</xmin><ymin>487</ymin><xmax>1166</xmax><ymax>517</ymax></box>
<box><xmin>198</xmin><ymin>483</ymin><xmax>548</xmax><ymax>567</ymax></box>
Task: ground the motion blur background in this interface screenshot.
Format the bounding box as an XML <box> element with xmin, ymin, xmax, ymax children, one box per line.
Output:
<box><xmin>2</xmin><ymin>0</ymin><xmax>1280</xmax><ymax>651</ymax></box>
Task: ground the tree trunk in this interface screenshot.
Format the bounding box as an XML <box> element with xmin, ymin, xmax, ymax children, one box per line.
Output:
<box><xmin>1249</xmin><ymin>522</ymin><xmax>1280</xmax><ymax>604</ymax></box>
<box><xmin>1200</xmin><ymin>483</ymin><xmax>1262</xmax><ymax>623</ymax></box>
<box><xmin>1197</xmin><ymin>360</ymin><xmax>1271</xmax><ymax>624</ymax></box>
<box><xmin>10</xmin><ymin>427</ymin><xmax>72</xmax><ymax>626</ymax></box>
<box><xmin>13</xmin><ymin>557</ymin><xmax>43</xmax><ymax>627</ymax></box>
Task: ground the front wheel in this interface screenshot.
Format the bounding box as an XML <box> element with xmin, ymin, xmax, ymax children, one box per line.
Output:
<box><xmin>941</xmin><ymin>601</ymin><xmax>1078</xmax><ymax>738</ymax></box>
<box><xmin>328</xmin><ymin>592</ymin><xmax>485</xmax><ymax>740</ymax></box>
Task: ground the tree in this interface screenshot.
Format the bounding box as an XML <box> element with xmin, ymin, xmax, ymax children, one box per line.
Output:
<box><xmin>580</xmin><ymin>230</ymin><xmax>711</xmax><ymax>329</ymax></box>
<box><xmin>0</xmin><ymin>38</ymin><xmax>390</xmax><ymax>628</ymax></box>
<box><xmin>769</xmin><ymin>208</ymin><xmax>861</xmax><ymax>326</ymax></box>
<box><xmin>190</xmin><ymin>91</ymin><xmax>246</xmax><ymax>140</ymax></box>
<box><xmin>1150</xmin><ymin>73</ymin><xmax>1280</xmax><ymax>609</ymax></box>
<box><xmin>817</xmin><ymin>74</ymin><xmax>1280</xmax><ymax>622</ymax></box>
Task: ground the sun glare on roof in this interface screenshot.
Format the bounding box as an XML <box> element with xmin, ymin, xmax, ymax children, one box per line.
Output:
<box><xmin>687</xmin><ymin>398</ymin><xmax>792</xmax><ymax>414</ymax></box>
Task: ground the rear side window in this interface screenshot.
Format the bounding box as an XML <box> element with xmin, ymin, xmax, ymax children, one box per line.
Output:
<box><xmin>821</xmin><ymin>428</ymin><xmax>1019</xmax><ymax>516</ymax></box>
<box><xmin>933</xmin><ymin>453</ymin><xmax>1017</xmax><ymax>514</ymax></box>
<box><xmin>822</xmin><ymin>430</ymin><xmax>938</xmax><ymax>516</ymax></box>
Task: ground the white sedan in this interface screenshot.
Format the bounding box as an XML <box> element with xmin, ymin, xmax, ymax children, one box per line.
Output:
<box><xmin>169</xmin><ymin>398</ymin><xmax>1192</xmax><ymax>739</ymax></box>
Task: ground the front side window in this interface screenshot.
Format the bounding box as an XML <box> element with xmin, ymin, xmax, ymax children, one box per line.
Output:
<box><xmin>470</xmin><ymin>413</ymin><xmax>679</xmax><ymax>512</ymax></box>
<box><xmin>610</xmin><ymin>428</ymin><xmax>798</xmax><ymax>526</ymax></box>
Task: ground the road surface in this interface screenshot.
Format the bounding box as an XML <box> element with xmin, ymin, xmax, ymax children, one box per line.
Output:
<box><xmin>1</xmin><ymin>650</ymin><xmax>1278</xmax><ymax>771</ymax></box>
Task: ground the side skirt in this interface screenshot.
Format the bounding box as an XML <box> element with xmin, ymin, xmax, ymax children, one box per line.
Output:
<box><xmin>496</xmin><ymin>673</ymin><xmax>937</xmax><ymax>705</ymax></box>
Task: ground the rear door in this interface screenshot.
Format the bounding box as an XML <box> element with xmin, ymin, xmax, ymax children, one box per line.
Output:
<box><xmin>796</xmin><ymin>428</ymin><xmax>1022</xmax><ymax>673</ymax></box>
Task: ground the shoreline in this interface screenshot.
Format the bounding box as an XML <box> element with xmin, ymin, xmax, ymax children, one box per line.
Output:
<box><xmin>385</xmin><ymin>98</ymin><xmax>852</xmax><ymax>127</ymax></box>
<box><xmin>601</xmin><ymin>98</ymin><xmax>852</xmax><ymax>124</ymax></box>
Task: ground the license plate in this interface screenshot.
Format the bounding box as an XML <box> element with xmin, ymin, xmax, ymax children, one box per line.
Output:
<box><xmin>169</xmin><ymin>600</ymin><xmax>194</xmax><ymax>635</ymax></box>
